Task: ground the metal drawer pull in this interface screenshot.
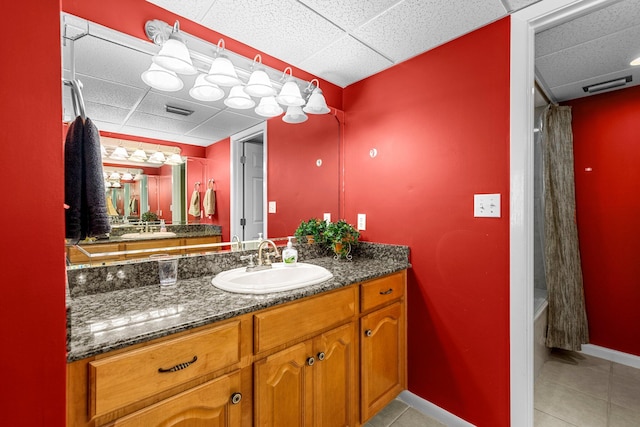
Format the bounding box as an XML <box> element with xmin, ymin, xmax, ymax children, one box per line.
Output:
<box><xmin>307</xmin><ymin>356</ymin><xmax>315</xmax><ymax>366</ymax></box>
<box><xmin>379</xmin><ymin>288</ymin><xmax>393</xmax><ymax>295</ymax></box>
<box><xmin>158</xmin><ymin>355</ymin><xmax>198</xmax><ymax>373</ymax></box>
<box><xmin>317</xmin><ymin>352</ymin><xmax>326</xmax><ymax>361</ymax></box>
<box><xmin>231</xmin><ymin>392</ymin><xmax>242</xmax><ymax>405</ymax></box>
<box><xmin>365</xmin><ymin>329</ymin><xmax>373</xmax><ymax>337</ymax></box>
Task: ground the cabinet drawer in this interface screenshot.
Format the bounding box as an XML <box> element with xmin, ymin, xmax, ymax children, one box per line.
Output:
<box><xmin>254</xmin><ymin>286</ymin><xmax>356</xmax><ymax>354</ymax></box>
<box><xmin>360</xmin><ymin>272</ymin><xmax>405</xmax><ymax>312</ymax></box>
<box><xmin>89</xmin><ymin>320</ymin><xmax>241</xmax><ymax>417</ymax></box>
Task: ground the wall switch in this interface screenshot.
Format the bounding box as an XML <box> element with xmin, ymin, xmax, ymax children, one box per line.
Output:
<box><xmin>323</xmin><ymin>213</ymin><xmax>331</xmax><ymax>223</ymax></box>
<box><xmin>357</xmin><ymin>213</ymin><xmax>366</xmax><ymax>230</ymax></box>
<box><xmin>268</xmin><ymin>201</ymin><xmax>276</xmax><ymax>213</ymax></box>
<box><xmin>474</xmin><ymin>194</ymin><xmax>501</xmax><ymax>218</ymax></box>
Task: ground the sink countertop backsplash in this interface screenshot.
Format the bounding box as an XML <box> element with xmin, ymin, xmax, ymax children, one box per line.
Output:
<box><xmin>66</xmin><ymin>242</ymin><xmax>410</xmax><ymax>362</ymax></box>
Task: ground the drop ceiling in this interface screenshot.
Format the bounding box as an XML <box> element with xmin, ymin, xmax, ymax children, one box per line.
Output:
<box><xmin>62</xmin><ymin>0</ymin><xmax>640</xmax><ymax>147</ymax></box>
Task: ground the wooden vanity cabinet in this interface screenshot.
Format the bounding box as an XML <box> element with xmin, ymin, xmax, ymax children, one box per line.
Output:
<box><xmin>359</xmin><ymin>271</ymin><xmax>407</xmax><ymax>423</ymax></box>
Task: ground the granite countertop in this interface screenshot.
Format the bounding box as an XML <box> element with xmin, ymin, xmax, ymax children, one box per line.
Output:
<box><xmin>66</xmin><ymin>250</ymin><xmax>410</xmax><ymax>362</ymax></box>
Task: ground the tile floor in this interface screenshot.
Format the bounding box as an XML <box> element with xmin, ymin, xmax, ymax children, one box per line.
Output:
<box><xmin>535</xmin><ymin>349</ymin><xmax>640</xmax><ymax>427</ymax></box>
<box><xmin>364</xmin><ymin>399</ymin><xmax>445</xmax><ymax>427</ymax></box>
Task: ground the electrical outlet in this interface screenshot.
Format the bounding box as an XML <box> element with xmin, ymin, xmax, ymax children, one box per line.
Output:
<box><xmin>323</xmin><ymin>213</ymin><xmax>331</xmax><ymax>223</ymax></box>
<box><xmin>268</xmin><ymin>201</ymin><xmax>276</xmax><ymax>213</ymax></box>
<box><xmin>357</xmin><ymin>213</ymin><xmax>366</xmax><ymax>230</ymax></box>
<box><xmin>474</xmin><ymin>194</ymin><xmax>501</xmax><ymax>218</ymax></box>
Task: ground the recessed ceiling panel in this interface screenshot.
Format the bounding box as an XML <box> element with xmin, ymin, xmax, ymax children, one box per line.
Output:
<box><xmin>299</xmin><ymin>0</ymin><xmax>402</xmax><ymax>31</ymax></box>
<box><xmin>352</xmin><ymin>0</ymin><xmax>506</xmax><ymax>62</ymax></box>
<box><xmin>67</xmin><ymin>74</ymin><xmax>147</xmax><ymax>110</ymax></box>
<box><xmin>126</xmin><ymin>111</ymin><xmax>203</xmax><ymax>134</ymax></box>
<box><xmin>146</xmin><ymin>0</ymin><xmax>216</xmax><ymax>22</ymax></box>
<box><xmin>187</xmin><ymin>110</ymin><xmax>263</xmax><ymax>139</ymax></box>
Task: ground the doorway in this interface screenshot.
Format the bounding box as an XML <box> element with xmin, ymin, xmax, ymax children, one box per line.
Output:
<box><xmin>230</xmin><ymin>122</ymin><xmax>267</xmax><ymax>244</ymax></box>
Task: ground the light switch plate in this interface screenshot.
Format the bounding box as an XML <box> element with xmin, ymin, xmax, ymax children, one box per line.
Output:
<box><xmin>474</xmin><ymin>194</ymin><xmax>501</xmax><ymax>218</ymax></box>
<box><xmin>268</xmin><ymin>201</ymin><xmax>276</xmax><ymax>213</ymax></box>
<box><xmin>357</xmin><ymin>213</ymin><xmax>366</xmax><ymax>230</ymax></box>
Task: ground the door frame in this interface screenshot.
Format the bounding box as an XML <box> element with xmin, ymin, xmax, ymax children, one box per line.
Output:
<box><xmin>509</xmin><ymin>1</ymin><xmax>616</xmax><ymax>425</ymax></box>
<box><xmin>230</xmin><ymin>122</ymin><xmax>268</xmax><ymax>241</ymax></box>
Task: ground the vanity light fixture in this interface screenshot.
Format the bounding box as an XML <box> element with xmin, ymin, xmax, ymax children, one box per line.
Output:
<box><xmin>205</xmin><ymin>39</ymin><xmax>242</xmax><ymax>87</ymax></box>
<box><xmin>189</xmin><ymin>74</ymin><xmax>225</xmax><ymax>102</ymax></box>
<box><xmin>245</xmin><ymin>54</ymin><xmax>277</xmax><ymax>97</ymax></box>
<box><xmin>631</xmin><ymin>56</ymin><xmax>640</xmax><ymax>66</ymax></box>
<box><xmin>141</xmin><ymin>63</ymin><xmax>184</xmax><ymax>92</ymax></box>
<box><xmin>224</xmin><ymin>85</ymin><xmax>255</xmax><ymax>109</ymax></box>
<box><xmin>148</xmin><ymin>151</ymin><xmax>167</xmax><ymax>164</ymax></box>
<box><xmin>303</xmin><ymin>79</ymin><xmax>330</xmax><ymax>114</ymax></box>
<box><xmin>164</xmin><ymin>153</ymin><xmax>184</xmax><ymax>165</ymax></box>
<box><xmin>282</xmin><ymin>105</ymin><xmax>308</xmax><ymax>124</ymax></box>
<box><xmin>109</xmin><ymin>146</ymin><xmax>129</xmax><ymax>161</ymax></box>
<box><xmin>129</xmin><ymin>148</ymin><xmax>148</xmax><ymax>162</ymax></box>
<box><xmin>276</xmin><ymin>67</ymin><xmax>306</xmax><ymax>107</ymax></box>
<box><xmin>121</xmin><ymin>172</ymin><xmax>134</xmax><ymax>181</ymax></box>
<box><xmin>150</xmin><ymin>21</ymin><xmax>196</xmax><ymax>75</ymax></box>
<box><xmin>255</xmin><ymin>96</ymin><xmax>284</xmax><ymax>117</ymax></box>
<box><xmin>108</xmin><ymin>171</ymin><xmax>121</xmax><ymax>181</ymax></box>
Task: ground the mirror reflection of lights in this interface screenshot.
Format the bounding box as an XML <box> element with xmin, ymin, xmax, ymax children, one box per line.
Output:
<box><xmin>89</xmin><ymin>305</ymin><xmax>184</xmax><ymax>335</ymax></box>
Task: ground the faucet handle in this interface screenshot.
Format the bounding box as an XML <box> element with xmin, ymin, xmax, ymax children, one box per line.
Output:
<box><xmin>240</xmin><ymin>253</ymin><xmax>257</xmax><ymax>267</ymax></box>
<box><xmin>264</xmin><ymin>251</ymin><xmax>280</xmax><ymax>266</ymax></box>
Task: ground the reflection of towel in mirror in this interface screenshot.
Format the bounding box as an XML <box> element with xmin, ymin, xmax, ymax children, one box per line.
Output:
<box><xmin>128</xmin><ymin>197</ymin><xmax>138</xmax><ymax>214</ymax></box>
<box><xmin>189</xmin><ymin>190</ymin><xmax>201</xmax><ymax>217</ymax></box>
<box><xmin>203</xmin><ymin>188</ymin><xmax>215</xmax><ymax>216</ymax></box>
<box><xmin>65</xmin><ymin>116</ymin><xmax>111</xmax><ymax>240</ymax></box>
<box><xmin>106</xmin><ymin>196</ymin><xmax>119</xmax><ymax>216</ymax></box>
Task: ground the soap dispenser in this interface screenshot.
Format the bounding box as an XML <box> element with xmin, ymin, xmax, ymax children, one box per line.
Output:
<box><xmin>282</xmin><ymin>236</ymin><xmax>298</xmax><ymax>266</ymax></box>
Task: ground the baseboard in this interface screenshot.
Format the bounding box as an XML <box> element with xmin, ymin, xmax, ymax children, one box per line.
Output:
<box><xmin>398</xmin><ymin>391</ymin><xmax>476</xmax><ymax>427</ymax></box>
<box><xmin>580</xmin><ymin>344</ymin><xmax>640</xmax><ymax>369</ymax></box>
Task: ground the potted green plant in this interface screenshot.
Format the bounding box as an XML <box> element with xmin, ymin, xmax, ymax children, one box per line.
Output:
<box><xmin>323</xmin><ymin>220</ymin><xmax>360</xmax><ymax>258</ymax></box>
<box><xmin>141</xmin><ymin>211</ymin><xmax>159</xmax><ymax>222</ymax></box>
<box><xmin>294</xmin><ymin>218</ymin><xmax>327</xmax><ymax>244</ymax></box>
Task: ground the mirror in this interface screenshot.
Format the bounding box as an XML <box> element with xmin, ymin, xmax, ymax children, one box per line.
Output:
<box><xmin>61</xmin><ymin>12</ymin><xmax>340</xmax><ymax>262</ymax></box>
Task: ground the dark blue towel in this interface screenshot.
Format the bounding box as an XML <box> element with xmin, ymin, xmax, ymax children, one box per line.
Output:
<box><xmin>65</xmin><ymin>116</ymin><xmax>111</xmax><ymax>240</ymax></box>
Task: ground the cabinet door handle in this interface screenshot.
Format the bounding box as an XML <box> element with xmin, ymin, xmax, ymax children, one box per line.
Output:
<box><xmin>307</xmin><ymin>356</ymin><xmax>315</xmax><ymax>366</ymax></box>
<box><xmin>365</xmin><ymin>329</ymin><xmax>373</xmax><ymax>337</ymax></box>
<box><xmin>158</xmin><ymin>355</ymin><xmax>198</xmax><ymax>373</ymax></box>
<box><xmin>230</xmin><ymin>392</ymin><xmax>242</xmax><ymax>405</ymax></box>
<box><xmin>379</xmin><ymin>288</ymin><xmax>393</xmax><ymax>295</ymax></box>
<box><xmin>317</xmin><ymin>352</ymin><xmax>326</xmax><ymax>361</ymax></box>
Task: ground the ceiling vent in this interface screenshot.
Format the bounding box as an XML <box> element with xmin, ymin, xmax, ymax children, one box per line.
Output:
<box><xmin>165</xmin><ymin>105</ymin><xmax>194</xmax><ymax>116</ymax></box>
<box><xmin>582</xmin><ymin>76</ymin><xmax>632</xmax><ymax>93</ymax></box>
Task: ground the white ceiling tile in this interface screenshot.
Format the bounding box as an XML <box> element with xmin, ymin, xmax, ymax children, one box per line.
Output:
<box><xmin>147</xmin><ymin>0</ymin><xmax>216</xmax><ymax>22</ymax></box>
<box><xmin>84</xmin><ymin>102</ymin><xmax>133</xmax><ymax>126</ymax></box>
<box><xmin>189</xmin><ymin>110</ymin><xmax>263</xmax><ymax>136</ymax></box>
<box><xmin>135</xmin><ymin>92</ymin><xmax>222</xmax><ymax>123</ymax></box>
<box><xmin>75</xmin><ymin>75</ymin><xmax>147</xmax><ymax>110</ymax></box>
<box><xmin>300</xmin><ymin>35</ymin><xmax>394</xmax><ymax>87</ymax></box>
<box><xmin>352</xmin><ymin>0</ymin><xmax>506</xmax><ymax>62</ymax></box>
<box><xmin>503</xmin><ymin>0</ymin><xmax>539</xmax><ymax>13</ymax></box>
<box><xmin>126</xmin><ymin>111</ymin><xmax>203</xmax><ymax>134</ymax></box>
<box><xmin>199</xmin><ymin>0</ymin><xmax>344</xmax><ymax>64</ymax></box>
<box><xmin>536</xmin><ymin>0</ymin><xmax>640</xmax><ymax>58</ymax></box>
<box><xmin>299</xmin><ymin>0</ymin><xmax>402</xmax><ymax>31</ymax></box>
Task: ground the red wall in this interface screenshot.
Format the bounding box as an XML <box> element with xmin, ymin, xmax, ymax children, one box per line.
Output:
<box><xmin>343</xmin><ymin>18</ymin><xmax>511</xmax><ymax>426</ymax></box>
<box><xmin>2</xmin><ymin>1</ymin><xmax>66</xmax><ymax>426</ymax></box>
<box><xmin>568</xmin><ymin>86</ymin><xmax>640</xmax><ymax>357</ymax></box>
<box><xmin>267</xmin><ymin>113</ymin><xmax>341</xmax><ymax>238</ymax></box>
<box><xmin>205</xmin><ymin>139</ymin><xmax>231</xmax><ymax>241</ymax></box>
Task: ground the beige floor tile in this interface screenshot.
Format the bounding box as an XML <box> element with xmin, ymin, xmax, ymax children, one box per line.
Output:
<box><xmin>551</xmin><ymin>350</ymin><xmax>611</xmax><ymax>372</ymax></box>
<box><xmin>535</xmin><ymin>378</ymin><xmax>607</xmax><ymax>427</ymax></box>
<box><xmin>534</xmin><ymin>410</ymin><xmax>579</xmax><ymax>426</ymax></box>
<box><xmin>609</xmin><ymin>403</ymin><xmax>640</xmax><ymax>427</ymax></box>
<box><xmin>538</xmin><ymin>358</ymin><xmax>611</xmax><ymax>400</ymax></box>
<box><xmin>612</xmin><ymin>363</ymin><xmax>640</xmax><ymax>382</ymax></box>
<box><xmin>390</xmin><ymin>407</ymin><xmax>446</xmax><ymax>427</ymax></box>
<box><xmin>365</xmin><ymin>399</ymin><xmax>409</xmax><ymax>427</ymax></box>
<box><xmin>611</xmin><ymin>374</ymin><xmax>640</xmax><ymax>413</ymax></box>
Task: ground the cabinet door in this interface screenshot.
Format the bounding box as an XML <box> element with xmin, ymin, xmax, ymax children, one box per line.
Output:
<box><xmin>112</xmin><ymin>370</ymin><xmax>243</xmax><ymax>427</ymax></box>
<box><xmin>254</xmin><ymin>341</ymin><xmax>314</xmax><ymax>427</ymax></box>
<box><xmin>314</xmin><ymin>323</ymin><xmax>356</xmax><ymax>427</ymax></box>
<box><xmin>360</xmin><ymin>302</ymin><xmax>405</xmax><ymax>422</ymax></box>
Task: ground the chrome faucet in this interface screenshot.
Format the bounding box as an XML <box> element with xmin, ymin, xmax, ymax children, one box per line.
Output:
<box><xmin>257</xmin><ymin>239</ymin><xmax>280</xmax><ymax>267</ymax></box>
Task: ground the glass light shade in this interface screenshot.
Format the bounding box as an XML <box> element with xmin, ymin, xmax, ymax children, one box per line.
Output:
<box><xmin>255</xmin><ymin>96</ymin><xmax>284</xmax><ymax>117</ymax></box>
<box><xmin>108</xmin><ymin>171</ymin><xmax>121</xmax><ymax>180</ymax></box>
<box><xmin>100</xmin><ymin>144</ymin><xmax>107</xmax><ymax>157</ymax></box>
<box><xmin>631</xmin><ymin>56</ymin><xmax>640</xmax><ymax>66</ymax></box>
<box><xmin>112</xmin><ymin>181</ymin><xmax>122</xmax><ymax>188</ymax></box>
<box><xmin>189</xmin><ymin>74</ymin><xmax>225</xmax><ymax>101</ymax></box>
<box><xmin>303</xmin><ymin>88</ymin><xmax>330</xmax><ymax>114</ymax></box>
<box><xmin>141</xmin><ymin>63</ymin><xmax>184</xmax><ymax>92</ymax></box>
<box><xmin>205</xmin><ymin>56</ymin><xmax>242</xmax><ymax>87</ymax></box>
<box><xmin>121</xmin><ymin>172</ymin><xmax>134</xmax><ymax>181</ymax></box>
<box><xmin>282</xmin><ymin>105</ymin><xmax>308</xmax><ymax>124</ymax></box>
<box><xmin>244</xmin><ymin>69</ymin><xmax>276</xmax><ymax>97</ymax></box>
<box><xmin>276</xmin><ymin>81</ymin><xmax>305</xmax><ymax>106</ymax></box>
<box><xmin>133</xmin><ymin>173</ymin><xmax>143</xmax><ymax>181</ymax></box>
<box><xmin>224</xmin><ymin>85</ymin><xmax>256</xmax><ymax>109</ymax></box>
<box><xmin>165</xmin><ymin>153</ymin><xmax>184</xmax><ymax>165</ymax></box>
<box><xmin>105</xmin><ymin>181</ymin><xmax>112</xmax><ymax>188</ymax></box>
<box><xmin>152</xmin><ymin>36</ymin><xmax>197</xmax><ymax>75</ymax></box>
<box><xmin>129</xmin><ymin>148</ymin><xmax>148</xmax><ymax>162</ymax></box>
<box><xmin>148</xmin><ymin>151</ymin><xmax>167</xmax><ymax>164</ymax></box>
<box><xmin>109</xmin><ymin>146</ymin><xmax>129</xmax><ymax>161</ymax></box>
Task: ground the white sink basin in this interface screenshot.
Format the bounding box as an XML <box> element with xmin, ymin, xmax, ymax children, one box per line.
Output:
<box><xmin>120</xmin><ymin>231</ymin><xmax>177</xmax><ymax>240</ymax></box>
<box><xmin>212</xmin><ymin>262</ymin><xmax>333</xmax><ymax>294</ymax></box>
